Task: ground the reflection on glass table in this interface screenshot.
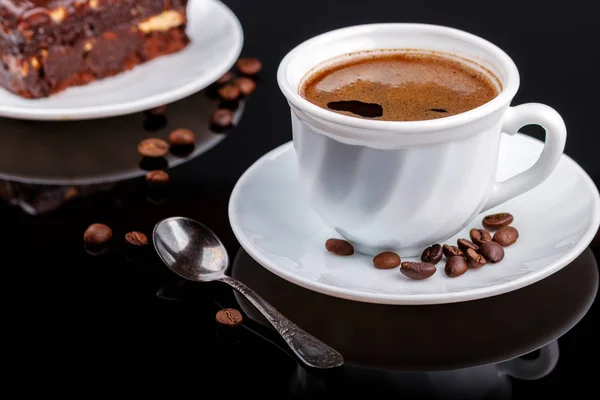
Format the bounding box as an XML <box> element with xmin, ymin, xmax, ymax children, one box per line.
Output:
<box><xmin>227</xmin><ymin>247</ymin><xmax>597</xmax><ymax>398</ymax></box>
<box><xmin>0</xmin><ymin>89</ymin><xmax>245</xmax><ymax>214</ymax></box>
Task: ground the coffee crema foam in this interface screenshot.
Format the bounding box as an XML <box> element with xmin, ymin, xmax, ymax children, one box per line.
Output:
<box><xmin>300</xmin><ymin>51</ymin><xmax>500</xmax><ymax>122</ymax></box>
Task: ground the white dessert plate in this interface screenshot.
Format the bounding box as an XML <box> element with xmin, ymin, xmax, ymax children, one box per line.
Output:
<box><xmin>0</xmin><ymin>0</ymin><xmax>243</xmax><ymax>121</ymax></box>
<box><xmin>229</xmin><ymin>134</ymin><xmax>600</xmax><ymax>305</ymax></box>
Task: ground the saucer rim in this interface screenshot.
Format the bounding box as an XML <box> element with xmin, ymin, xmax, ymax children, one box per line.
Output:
<box><xmin>229</xmin><ymin>135</ymin><xmax>600</xmax><ymax>305</ymax></box>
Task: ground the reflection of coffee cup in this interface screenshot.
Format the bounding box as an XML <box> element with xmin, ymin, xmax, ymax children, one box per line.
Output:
<box><xmin>277</xmin><ymin>23</ymin><xmax>567</xmax><ymax>255</ymax></box>
<box><xmin>231</xmin><ymin>248</ymin><xmax>598</xmax><ymax>371</ymax></box>
<box><xmin>290</xmin><ymin>342</ymin><xmax>559</xmax><ymax>399</ymax></box>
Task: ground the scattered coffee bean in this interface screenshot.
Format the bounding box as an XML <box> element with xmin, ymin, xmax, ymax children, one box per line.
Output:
<box><xmin>445</xmin><ymin>256</ymin><xmax>468</xmax><ymax>278</ymax></box>
<box><xmin>216</xmin><ymin>308</ymin><xmax>243</xmax><ymax>327</ymax></box>
<box><xmin>457</xmin><ymin>238</ymin><xmax>479</xmax><ymax>253</ymax></box>
<box><xmin>138</xmin><ymin>138</ymin><xmax>169</xmax><ymax>158</ymax></box>
<box><xmin>64</xmin><ymin>187</ymin><xmax>78</xmax><ymax>201</ymax></box>
<box><xmin>216</xmin><ymin>72</ymin><xmax>233</xmax><ymax>85</ymax></box>
<box><xmin>218</xmin><ymin>83</ymin><xmax>241</xmax><ymax>102</ymax></box>
<box><xmin>482</xmin><ymin>212</ymin><xmax>514</xmax><ymax>230</ymax></box>
<box><xmin>145</xmin><ymin>170</ymin><xmax>169</xmax><ymax>185</ymax></box>
<box><xmin>124</xmin><ymin>231</ymin><xmax>151</xmax><ymax>263</ymax></box>
<box><xmin>236</xmin><ymin>57</ymin><xmax>262</xmax><ymax>75</ymax></box>
<box><xmin>84</xmin><ymin>223</ymin><xmax>112</xmax><ymax>246</ymax></box>
<box><xmin>235</xmin><ymin>77</ymin><xmax>257</xmax><ymax>96</ymax></box>
<box><xmin>465</xmin><ymin>248</ymin><xmax>487</xmax><ymax>268</ymax></box>
<box><xmin>148</xmin><ymin>105</ymin><xmax>167</xmax><ymax>116</ymax></box>
<box><xmin>421</xmin><ymin>244</ymin><xmax>443</xmax><ymax>264</ymax></box>
<box><xmin>168</xmin><ymin>128</ymin><xmax>195</xmax><ymax>147</ymax></box>
<box><xmin>470</xmin><ymin>228</ymin><xmax>492</xmax><ymax>246</ymax></box>
<box><xmin>125</xmin><ymin>231</ymin><xmax>148</xmax><ymax>247</ymax></box>
<box><xmin>325</xmin><ymin>238</ymin><xmax>354</xmax><ymax>256</ymax></box>
<box><xmin>479</xmin><ymin>241</ymin><xmax>505</xmax><ymax>263</ymax></box>
<box><xmin>493</xmin><ymin>226</ymin><xmax>519</xmax><ymax>247</ymax></box>
<box><xmin>373</xmin><ymin>252</ymin><xmax>401</xmax><ymax>269</ymax></box>
<box><xmin>443</xmin><ymin>244</ymin><xmax>464</xmax><ymax>258</ymax></box>
<box><xmin>210</xmin><ymin>108</ymin><xmax>234</xmax><ymax>132</ymax></box>
<box><xmin>400</xmin><ymin>262</ymin><xmax>437</xmax><ymax>280</ymax></box>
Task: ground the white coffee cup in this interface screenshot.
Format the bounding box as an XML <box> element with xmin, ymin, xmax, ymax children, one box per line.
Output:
<box><xmin>277</xmin><ymin>23</ymin><xmax>566</xmax><ymax>256</ymax></box>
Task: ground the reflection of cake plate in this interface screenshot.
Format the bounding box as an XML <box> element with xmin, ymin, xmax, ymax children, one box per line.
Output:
<box><xmin>0</xmin><ymin>90</ymin><xmax>244</xmax><ymax>185</ymax></box>
<box><xmin>0</xmin><ymin>0</ymin><xmax>243</xmax><ymax>120</ymax></box>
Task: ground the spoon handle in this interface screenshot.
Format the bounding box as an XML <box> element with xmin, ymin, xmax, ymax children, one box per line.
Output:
<box><xmin>218</xmin><ymin>275</ymin><xmax>344</xmax><ymax>369</ymax></box>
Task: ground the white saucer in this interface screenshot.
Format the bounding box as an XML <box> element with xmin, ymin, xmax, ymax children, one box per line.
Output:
<box><xmin>0</xmin><ymin>0</ymin><xmax>243</xmax><ymax>121</ymax></box>
<box><xmin>229</xmin><ymin>134</ymin><xmax>600</xmax><ymax>305</ymax></box>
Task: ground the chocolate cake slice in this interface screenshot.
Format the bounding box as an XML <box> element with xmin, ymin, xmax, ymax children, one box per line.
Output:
<box><xmin>0</xmin><ymin>0</ymin><xmax>190</xmax><ymax>98</ymax></box>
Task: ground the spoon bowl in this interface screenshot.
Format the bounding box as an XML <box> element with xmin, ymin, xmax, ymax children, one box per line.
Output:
<box><xmin>153</xmin><ymin>217</ymin><xmax>228</xmax><ymax>282</ymax></box>
<box><xmin>153</xmin><ymin>216</ymin><xmax>344</xmax><ymax>369</ymax></box>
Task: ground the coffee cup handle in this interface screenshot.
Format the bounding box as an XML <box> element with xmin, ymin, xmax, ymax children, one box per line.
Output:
<box><xmin>482</xmin><ymin>103</ymin><xmax>567</xmax><ymax>211</ymax></box>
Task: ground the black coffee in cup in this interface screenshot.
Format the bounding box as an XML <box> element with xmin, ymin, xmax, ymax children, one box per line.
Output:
<box><xmin>300</xmin><ymin>51</ymin><xmax>500</xmax><ymax>121</ymax></box>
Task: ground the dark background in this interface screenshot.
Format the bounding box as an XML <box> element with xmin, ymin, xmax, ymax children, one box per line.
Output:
<box><xmin>229</xmin><ymin>0</ymin><xmax>600</xmax><ymax>183</ymax></box>
<box><xmin>1</xmin><ymin>0</ymin><xmax>598</xmax><ymax>397</ymax></box>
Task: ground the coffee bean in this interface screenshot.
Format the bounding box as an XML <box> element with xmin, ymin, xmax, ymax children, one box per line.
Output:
<box><xmin>138</xmin><ymin>138</ymin><xmax>169</xmax><ymax>158</ymax></box>
<box><xmin>470</xmin><ymin>228</ymin><xmax>492</xmax><ymax>246</ymax></box>
<box><xmin>421</xmin><ymin>244</ymin><xmax>443</xmax><ymax>264</ymax></box>
<box><xmin>125</xmin><ymin>231</ymin><xmax>148</xmax><ymax>247</ymax></box>
<box><xmin>148</xmin><ymin>105</ymin><xmax>167</xmax><ymax>115</ymax></box>
<box><xmin>218</xmin><ymin>84</ymin><xmax>241</xmax><ymax>102</ymax></box>
<box><xmin>325</xmin><ymin>238</ymin><xmax>354</xmax><ymax>256</ymax></box>
<box><xmin>216</xmin><ymin>72</ymin><xmax>233</xmax><ymax>85</ymax></box>
<box><xmin>373</xmin><ymin>252</ymin><xmax>401</xmax><ymax>269</ymax></box>
<box><xmin>465</xmin><ymin>248</ymin><xmax>487</xmax><ymax>268</ymax></box>
<box><xmin>457</xmin><ymin>238</ymin><xmax>479</xmax><ymax>253</ymax></box>
<box><xmin>216</xmin><ymin>308</ymin><xmax>243</xmax><ymax>327</ymax></box>
<box><xmin>445</xmin><ymin>256</ymin><xmax>468</xmax><ymax>278</ymax></box>
<box><xmin>168</xmin><ymin>128</ymin><xmax>195</xmax><ymax>146</ymax></box>
<box><xmin>210</xmin><ymin>109</ymin><xmax>234</xmax><ymax>132</ymax></box>
<box><xmin>84</xmin><ymin>223</ymin><xmax>112</xmax><ymax>246</ymax></box>
<box><xmin>124</xmin><ymin>231</ymin><xmax>150</xmax><ymax>263</ymax></box>
<box><xmin>479</xmin><ymin>241</ymin><xmax>505</xmax><ymax>263</ymax></box>
<box><xmin>235</xmin><ymin>77</ymin><xmax>257</xmax><ymax>96</ymax></box>
<box><xmin>443</xmin><ymin>244</ymin><xmax>464</xmax><ymax>258</ymax></box>
<box><xmin>493</xmin><ymin>226</ymin><xmax>519</xmax><ymax>247</ymax></box>
<box><xmin>145</xmin><ymin>170</ymin><xmax>169</xmax><ymax>185</ymax></box>
<box><xmin>236</xmin><ymin>57</ymin><xmax>262</xmax><ymax>75</ymax></box>
<box><xmin>400</xmin><ymin>262</ymin><xmax>436</xmax><ymax>280</ymax></box>
<box><xmin>482</xmin><ymin>212</ymin><xmax>514</xmax><ymax>230</ymax></box>
<box><xmin>64</xmin><ymin>187</ymin><xmax>78</xmax><ymax>201</ymax></box>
